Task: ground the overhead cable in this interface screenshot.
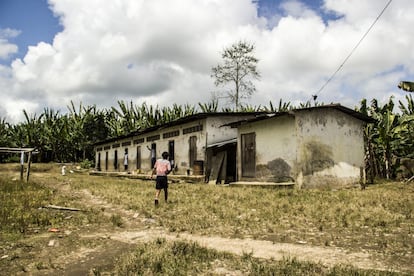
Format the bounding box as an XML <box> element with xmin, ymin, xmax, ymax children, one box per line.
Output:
<box><xmin>315</xmin><ymin>0</ymin><xmax>393</xmax><ymax>96</ymax></box>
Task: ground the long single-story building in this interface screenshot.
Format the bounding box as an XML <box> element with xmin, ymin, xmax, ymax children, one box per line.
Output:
<box><xmin>232</xmin><ymin>104</ymin><xmax>373</xmax><ymax>189</ymax></box>
<box><xmin>94</xmin><ymin>112</ymin><xmax>264</xmax><ymax>182</ymax></box>
<box><xmin>94</xmin><ymin>105</ymin><xmax>373</xmax><ymax>189</ymax></box>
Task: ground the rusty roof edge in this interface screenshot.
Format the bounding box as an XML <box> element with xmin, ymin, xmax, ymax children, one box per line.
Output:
<box><xmin>94</xmin><ymin>112</ymin><xmax>268</xmax><ymax>146</ymax></box>
<box><xmin>294</xmin><ymin>104</ymin><xmax>374</xmax><ymax>123</ymax></box>
<box><xmin>225</xmin><ymin>104</ymin><xmax>374</xmax><ymax>128</ymax></box>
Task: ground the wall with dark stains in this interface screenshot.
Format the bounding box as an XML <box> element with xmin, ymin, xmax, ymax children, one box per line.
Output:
<box><xmin>295</xmin><ymin>108</ymin><xmax>365</xmax><ymax>189</ymax></box>
<box><xmin>237</xmin><ymin>114</ymin><xmax>296</xmax><ymax>182</ymax></box>
<box><xmin>236</xmin><ymin>108</ymin><xmax>366</xmax><ymax>188</ymax></box>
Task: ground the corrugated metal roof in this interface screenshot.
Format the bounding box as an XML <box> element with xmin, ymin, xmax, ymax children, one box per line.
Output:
<box><xmin>225</xmin><ymin>104</ymin><xmax>374</xmax><ymax>128</ymax></box>
<box><xmin>94</xmin><ymin>105</ymin><xmax>373</xmax><ymax>146</ymax></box>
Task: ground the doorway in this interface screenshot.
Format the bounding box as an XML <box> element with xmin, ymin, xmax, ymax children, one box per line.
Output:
<box><xmin>136</xmin><ymin>146</ymin><xmax>141</xmax><ymax>170</ymax></box>
<box><xmin>168</xmin><ymin>140</ymin><xmax>175</xmax><ymax>168</ymax></box>
<box><xmin>241</xmin><ymin>132</ymin><xmax>256</xmax><ymax>177</ymax></box>
<box><xmin>105</xmin><ymin>152</ymin><xmax>108</xmax><ymax>171</ymax></box>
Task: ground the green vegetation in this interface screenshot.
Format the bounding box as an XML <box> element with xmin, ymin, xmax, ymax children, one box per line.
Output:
<box><xmin>114</xmin><ymin>238</ymin><xmax>392</xmax><ymax>276</ymax></box>
<box><xmin>1</xmin><ymin>95</ymin><xmax>414</xmax><ymax>181</ymax></box>
<box><xmin>74</xmin><ymin>176</ymin><xmax>414</xmax><ymax>259</ymax></box>
<box><xmin>1</xmin><ymin>166</ymin><xmax>413</xmax><ymax>274</ymax></box>
<box><xmin>0</xmin><ymin>166</ymin><xmax>108</xmax><ymax>240</ymax></box>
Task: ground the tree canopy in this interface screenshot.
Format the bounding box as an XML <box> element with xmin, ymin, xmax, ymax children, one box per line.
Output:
<box><xmin>211</xmin><ymin>40</ymin><xmax>260</xmax><ymax>111</ymax></box>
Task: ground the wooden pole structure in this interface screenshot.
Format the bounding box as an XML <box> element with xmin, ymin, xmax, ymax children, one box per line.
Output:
<box><xmin>26</xmin><ymin>151</ymin><xmax>32</xmax><ymax>182</ymax></box>
<box><xmin>20</xmin><ymin>151</ymin><xmax>24</xmax><ymax>181</ymax></box>
<box><xmin>0</xmin><ymin>148</ymin><xmax>36</xmax><ymax>183</ymax></box>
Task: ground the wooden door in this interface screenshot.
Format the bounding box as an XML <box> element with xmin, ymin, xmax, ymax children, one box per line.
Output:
<box><xmin>241</xmin><ymin>132</ymin><xmax>256</xmax><ymax>177</ymax></box>
<box><xmin>136</xmin><ymin>146</ymin><xmax>141</xmax><ymax>170</ymax></box>
<box><xmin>189</xmin><ymin>136</ymin><xmax>197</xmax><ymax>167</ymax></box>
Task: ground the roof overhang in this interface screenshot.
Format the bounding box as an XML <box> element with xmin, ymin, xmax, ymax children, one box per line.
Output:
<box><xmin>207</xmin><ymin>138</ymin><xmax>237</xmax><ymax>149</ymax></box>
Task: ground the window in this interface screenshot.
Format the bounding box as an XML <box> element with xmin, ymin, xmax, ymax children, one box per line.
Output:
<box><xmin>183</xmin><ymin>125</ymin><xmax>203</xmax><ymax>134</ymax></box>
<box><xmin>163</xmin><ymin>130</ymin><xmax>179</xmax><ymax>139</ymax></box>
<box><xmin>147</xmin><ymin>135</ymin><xmax>160</xmax><ymax>142</ymax></box>
<box><xmin>134</xmin><ymin>138</ymin><xmax>144</xmax><ymax>144</ymax></box>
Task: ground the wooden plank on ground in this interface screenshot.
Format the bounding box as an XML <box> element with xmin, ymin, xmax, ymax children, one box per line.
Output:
<box><xmin>43</xmin><ymin>205</ymin><xmax>83</xmax><ymax>212</ymax></box>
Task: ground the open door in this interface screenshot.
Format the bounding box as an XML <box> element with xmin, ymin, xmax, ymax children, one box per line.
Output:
<box><xmin>169</xmin><ymin>140</ymin><xmax>175</xmax><ymax>168</ymax></box>
<box><xmin>105</xmin><ymin>152</ymin><xmax>108</xmax><ymax>171</ymax></box>
<box><xmin>241</xmin><ymin>132</ymin><xmax>256</xmax><ymax>178</ymax></box>
<box><xmin>114</xmin><ymin>150</ymin><xmax>118</xmax><ymax>170</ymax></box>
<box><xmin>97</xmin><ymin>152</ymin><xmax>101</xmax><ymax>171</ymax></box>
<box><xmin>136</xmin><ymin>146</ymin><xmax>141</xmax><ymax>170</ymax></box>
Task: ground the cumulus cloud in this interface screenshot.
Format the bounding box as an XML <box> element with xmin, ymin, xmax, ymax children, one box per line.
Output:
<box><xmin>0</xmin><ymin>28</ymin><xmax>20</xmax><ymax>60</ymax></box>
<box><xmin>0</xmin><ymin>0</ymin><xmax>414</xmax><ymax>122</ymax></box>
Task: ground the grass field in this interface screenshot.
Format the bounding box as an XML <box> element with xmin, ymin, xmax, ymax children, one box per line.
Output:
<box><xmin>0</xmin><ymin>163</ymin><xmax>413</xmax><ymax>275</ymax></box>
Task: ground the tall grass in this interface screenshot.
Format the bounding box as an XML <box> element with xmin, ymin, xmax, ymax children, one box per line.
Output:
<box><xmin>113</xmin><ymin>238</ymin><xmax>399</xmax><ymax>275</ymax></box>
<box><xmin>71</xmin><ymin>178</ymin><xmax>412</xmax><ymax>244</ymax></box>
<box><xmin>0</xmin><ymin>177</ymin><xmax>51</xmax><ymax>237</ymax></box>
<box><xmin>69</xmin><ymin>175</ymin><xmax>414</xmax><ymax>269</ymax></box>
<box><xmin>0</xmin><ymin>174</ymin><xmax>107</xmax><ymax>240</ymax></box>
<box><xmin>1</xmin><ymin>166</ymin><xmax>413</xmax><ymax>274</ymax></box>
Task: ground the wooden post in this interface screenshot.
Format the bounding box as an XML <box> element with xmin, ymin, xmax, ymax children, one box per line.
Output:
<box><xmin>20</xmin><ymin>151</ymin><xmax>24</xmax><ymax>181</ymax></box>
<box><xmin>26</xmin><ymin>151</ymin><xmax>32</xmax><ymax>182</ymax></box>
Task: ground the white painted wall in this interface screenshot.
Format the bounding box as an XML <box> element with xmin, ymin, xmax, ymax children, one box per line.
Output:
<box><xmin>205</xmin><ymin>116</ymin><xmax>240</xmax><ymax>145</ymax></box>
<box><xmin>95</xmin><ymin>115</ymin><xmax>257</xmax><ymax>175</ymax></box>
<box><xmin>237</xmin><ymin>115</ymin><xmax>296</xmax><ymax>181</ymax></box>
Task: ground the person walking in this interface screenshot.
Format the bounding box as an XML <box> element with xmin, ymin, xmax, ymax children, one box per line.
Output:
<box><xmin>151</xmin><ymin>151</ymin><xmax>171</xmax><ymax>205</ymax></box>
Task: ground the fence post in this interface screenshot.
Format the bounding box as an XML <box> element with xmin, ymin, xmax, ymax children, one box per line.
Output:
<box><xmin>26</xmin><ymin>151</ymin><xmax>32</xmax><ymax>182</ymax></box>
<box><xmin>20</xmin><ymin>151</ymin><xmax>24</xmax><ymax>181</ymax></box>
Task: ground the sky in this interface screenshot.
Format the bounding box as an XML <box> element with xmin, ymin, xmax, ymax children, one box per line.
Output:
<box><xmin>0</xmin><ymin>0</ymin><xmax>413</xmax><ymax>123</ymax></box>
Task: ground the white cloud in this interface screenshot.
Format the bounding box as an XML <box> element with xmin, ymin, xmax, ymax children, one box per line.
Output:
<box><xmin>0</xmin><ymin>28</ymin><xmax>20</xmax><ymax>60</ymax></box>
<box><xmin>0</xmin><ymin>0</ymin><xmax>414</xmax><ymax>123</ymax></box>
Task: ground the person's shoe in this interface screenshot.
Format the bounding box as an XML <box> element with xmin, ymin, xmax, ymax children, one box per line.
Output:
<box><xmin>155</xmin><ymin>199</ymin><xmax>159</xmax><ymax>206</ymax></box>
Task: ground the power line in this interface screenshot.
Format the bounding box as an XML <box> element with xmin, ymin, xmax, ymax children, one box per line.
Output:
<box><xmin>315</xmin><ymin>0</ymin><xmax>393</xmax><ymax>97</ymax></box>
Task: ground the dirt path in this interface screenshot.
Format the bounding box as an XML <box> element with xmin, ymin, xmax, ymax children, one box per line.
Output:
<box><xmin>108</xmin><ymin>230</ymin><xmax>388</xmax><ymax>271</ymax></box>
<box><xmin>73</xmin><ymin>186</ymin><xmax>394</xmax><ymax>273</ymax></box>
<box><xmin>14</xmin><ymin>177</ymin><xmax>403</xmax><ymax>275</ymax></box>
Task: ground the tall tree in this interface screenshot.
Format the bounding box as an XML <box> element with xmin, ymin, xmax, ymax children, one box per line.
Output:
<box><xmin>211</xmin><ymin>40</ymin><xmax>260</xmax><ymax>111</ymax></box>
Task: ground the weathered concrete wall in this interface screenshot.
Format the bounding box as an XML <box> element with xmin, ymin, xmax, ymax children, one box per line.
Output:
<box><xmin>237</xmin><ymin>115</ymin><xmax>296</xmax><ymax>182</ymax></box>
<box><xmin>295</xmin><ymin>109</ymin><xmax>365</xmax><ymax>189</ymax></box>
<box><xmin>235</xmin><ymin>108</ymin><xmax>366</xmax><ymax>188</ymax></box>
<box><xmin>205</xmin><ymin>116</ymin><xmax>240</xmax><ymax>145</ymax></box>
<box><xmin>95</xmin><ymin>115</ymin><xmax>252</xmax><ymax>175</ymax></box>
<box><xmin>96</xmin><ymin>119</ymin><xmax>207</xmax><ymax>174</ymax></box>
